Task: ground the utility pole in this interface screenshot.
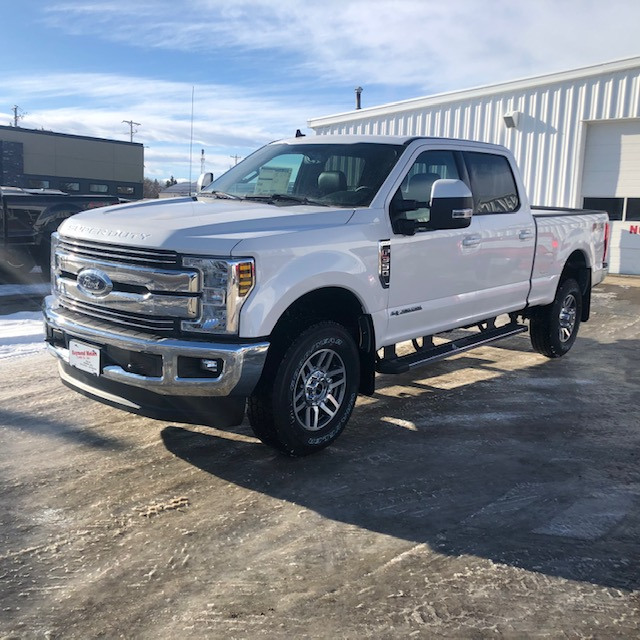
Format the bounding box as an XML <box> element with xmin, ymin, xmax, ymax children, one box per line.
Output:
<box><xmin>122</xmin><ymin>119</ymin><xmax>141</xmax><ymax>142</ymax></box>
<box><xmin>230</xmin><ymin>154</ymin><xmax>241</xmax><ymax>166</ymax></box>
<box><xmin>12</xmin><ymin>105</ymin><xmax>26</xmax><ymax>127</ymax></box>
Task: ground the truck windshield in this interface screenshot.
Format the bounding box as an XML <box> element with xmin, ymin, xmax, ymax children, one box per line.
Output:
<box><xmin>205</xmin><ymin>142</ymin><xmax>404</xmax><ymax>207</ymax></box>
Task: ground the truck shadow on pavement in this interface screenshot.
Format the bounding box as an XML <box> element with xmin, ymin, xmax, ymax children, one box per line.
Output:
<box><xmin>0</xmin><ymin>407</ymin><xmax>126</xmax><ymax>450</ymax></box>
<box><xmin>160</xmin><ymin>334</ymin><xmax>639</xmax><ymax>592</ymax></box>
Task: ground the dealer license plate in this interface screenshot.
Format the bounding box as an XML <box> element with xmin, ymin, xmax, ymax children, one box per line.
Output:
<box><xmin>69</xmin><ymin>339</ymin><xmax>101</xmax><ymax>376</ymax></box>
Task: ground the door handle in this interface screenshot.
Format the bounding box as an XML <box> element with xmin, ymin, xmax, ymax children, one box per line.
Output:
<box><xmin>462</xmin><ymin>234</ymin><xmax>481</xmax><ymax>247</ymax></box>
<box><xmin>519</xmin><ymin>229</ymin><xmax>534</xmax><ymax>240</ymax></box>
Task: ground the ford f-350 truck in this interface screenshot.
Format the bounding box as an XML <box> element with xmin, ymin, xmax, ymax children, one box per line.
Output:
<box><xmin>43</xmin><ymin>136</ymin><xmax>609</xmax><ymax>455</ymax></box>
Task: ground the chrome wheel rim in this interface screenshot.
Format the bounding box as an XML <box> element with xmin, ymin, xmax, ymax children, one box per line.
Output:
<box><xmin>558</xmin><ymin>293</ymin><xmax>577</xmax><ymax>343</ymax></box>
<box><xmin>293</xmin><ymin>348</ymin><xmax>347</xmax><ymax>431</ymax></box>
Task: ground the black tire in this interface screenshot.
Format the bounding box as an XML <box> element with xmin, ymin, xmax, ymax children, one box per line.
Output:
<box><xmin>530</xmin><ymin>278</ymin><xmax>582</xmax><ymax>358</ymax></box>
<box><xmin>248</xmin><ymin>322</ymin><xmax>360</xmax><ymax>456</ymax></box>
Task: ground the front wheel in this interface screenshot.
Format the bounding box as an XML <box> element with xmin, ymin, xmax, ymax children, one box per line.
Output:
<box><xmin>530</xmin><ymin>278</ymin><xmax>582</xmax><ymax>358</ymax></box>
<box><xmin>248</xmin><ymin>322</ymin><xmax>360</xmax><ymax>456</ymax></box>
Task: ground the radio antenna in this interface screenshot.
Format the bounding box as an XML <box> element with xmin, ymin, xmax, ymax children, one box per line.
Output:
<box><xmin>188</xmin><ymin>86</ymin><xmax>195</xmax><ymax>195</ymax></box>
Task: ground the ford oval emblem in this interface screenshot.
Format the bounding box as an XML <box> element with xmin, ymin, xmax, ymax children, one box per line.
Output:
<box><xmin>77</xmin><ymin>268</ymin><xmax>113</xmax><ymax>297</ymax></box>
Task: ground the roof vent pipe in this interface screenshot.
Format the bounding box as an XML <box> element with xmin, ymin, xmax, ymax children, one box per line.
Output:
<box><xmin>355</xmin><ymin>86</ymin><xmax>363</xmax><ymax>110</ymax></box>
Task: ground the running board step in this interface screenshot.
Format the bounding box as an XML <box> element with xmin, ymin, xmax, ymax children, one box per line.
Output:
<box><xmin>376</xmin><ymin>323</ymin><xmax>528</xmax><ymax>375</ymax></box>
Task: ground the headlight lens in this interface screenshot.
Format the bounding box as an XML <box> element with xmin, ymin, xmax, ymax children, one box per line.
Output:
<box><xmin>181</xmin><ymin>256</ymin><xmax>255</xmax><ymax>335</ymax></box>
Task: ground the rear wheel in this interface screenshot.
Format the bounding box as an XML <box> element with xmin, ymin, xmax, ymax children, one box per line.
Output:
<box><xmin>248</xmin><ymin>322</ymin><xmax>360</xmax><ymax>456</ymax></box>
<box><xmin>530</xmin><ymin>278</ymin><xmax>582</xmax><ymax>358</ymax></box>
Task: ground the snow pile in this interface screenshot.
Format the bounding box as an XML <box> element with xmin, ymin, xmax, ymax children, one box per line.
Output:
<box><xmin>0</xmin><ymin>311</ymin><xmax>46</xmax><ymax>360</ymax></box>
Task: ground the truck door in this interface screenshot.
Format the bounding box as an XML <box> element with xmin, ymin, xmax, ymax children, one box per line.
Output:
<box><xmin>462</xmin><ymin>151</ymin><xmax>536</xmax><ymax>316</ymax></box>
<box><xmin>385</xmin><ymin>149</ymin><xmax>488</xmax><ymax>344</ymax></box>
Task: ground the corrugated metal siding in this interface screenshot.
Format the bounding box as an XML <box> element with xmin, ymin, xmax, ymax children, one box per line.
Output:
<box><xmin>312</xmin><ymin>66</ymin><xmax>640</xmax><ymax>209</ymax></box>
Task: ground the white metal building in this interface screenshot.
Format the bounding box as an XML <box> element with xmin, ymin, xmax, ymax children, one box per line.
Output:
<box><xmin>308</xmin><ymin>57</ymin><xmax>640</xmax><ymax>275</ymax></box>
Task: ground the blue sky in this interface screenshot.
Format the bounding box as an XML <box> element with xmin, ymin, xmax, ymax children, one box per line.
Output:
<box><xmin>1</xmin><ymin>0</ymin><xmax>639</xmax><ymax>183</ymax></box>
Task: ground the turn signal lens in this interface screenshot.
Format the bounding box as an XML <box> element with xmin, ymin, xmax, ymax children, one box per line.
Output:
<box><xmin>236</xmin><ymin>261</ymin><xmax>254</xmax><ymax>296</ymax></box>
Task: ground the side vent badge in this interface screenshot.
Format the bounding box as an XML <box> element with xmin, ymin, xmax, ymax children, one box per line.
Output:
<box><xmin>379</xmin><ymin>241</ymin><xmax>391</xmax><ymax>289</ymax></box>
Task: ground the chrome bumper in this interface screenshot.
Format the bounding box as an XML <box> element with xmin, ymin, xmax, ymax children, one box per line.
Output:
<box><xmin>43</xmin><ymin>295</ymin><xmax>269</xmax><ymax>397</ymax></box>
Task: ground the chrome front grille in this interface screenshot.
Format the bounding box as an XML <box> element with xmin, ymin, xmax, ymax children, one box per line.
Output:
<box><xmin>59</xmin><ymin>297</ymin><xmax>178</xmax><ymax>333</ymax></box>
<box><xmin>54</xmin><ymin>235</ymin><xmax>200</xmax><ymax>336</ymax></box>
<box><xmin>57</xmin><ymin>237</ymin><xmax>179</xmax><ymax>267</ymax></box>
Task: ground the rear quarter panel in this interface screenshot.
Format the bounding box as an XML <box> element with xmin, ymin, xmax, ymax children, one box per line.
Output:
<box><xmin>529</xmin><ymin>211</ymin><xmax>608</xmax><ymax>306</ymax></box>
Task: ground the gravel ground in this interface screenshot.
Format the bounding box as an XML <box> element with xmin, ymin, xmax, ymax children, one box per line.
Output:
<box><xmin>1</xmin><ymin>276</ymin><xmax>639</xmax><ymax>638</ymax></box>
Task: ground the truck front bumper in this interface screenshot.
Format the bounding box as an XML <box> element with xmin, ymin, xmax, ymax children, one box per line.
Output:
<box><xmin>43</xmin><ymin>295</ymin><xmax>269</xmax><ymax>424</ymax></box>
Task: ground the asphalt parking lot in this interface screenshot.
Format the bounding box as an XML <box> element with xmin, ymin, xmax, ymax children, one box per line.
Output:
<box><xmin>1</xmin><ymin>276</ymin><xmax>639</xmax><ymax>638</ymax></box>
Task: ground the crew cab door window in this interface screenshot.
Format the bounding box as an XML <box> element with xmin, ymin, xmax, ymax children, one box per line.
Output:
<box><xmin>463</xmin><ymin>152</ymin><xmax>520</xmax><ymax>213</ymax></box>
<box><xmin>392</xmin><ymin>150</ymin><xmax>460</xmax><ymax>224</ymax></box>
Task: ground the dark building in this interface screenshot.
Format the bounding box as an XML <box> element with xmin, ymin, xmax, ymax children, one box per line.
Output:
<box><xmin>0</xmin><ymin>125</ymin><xmax>143</xmax><ymax>199</ymax></box>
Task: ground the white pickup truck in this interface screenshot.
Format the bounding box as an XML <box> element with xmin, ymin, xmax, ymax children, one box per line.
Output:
<box><xmin>43</xmin><ymin>135</ymin><xmax>609</xmax><ymax>455</ymax></box>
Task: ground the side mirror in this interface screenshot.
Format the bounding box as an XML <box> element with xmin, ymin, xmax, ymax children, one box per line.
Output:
<box><xmin>196</xmin><ymin>172</ymin><xmax>214</xmax><ymax>192</ymax></box>
<box><xmin>429</xmin><ymin>179</ymin><xmax>473</xmax><ymax>229</ymax></box>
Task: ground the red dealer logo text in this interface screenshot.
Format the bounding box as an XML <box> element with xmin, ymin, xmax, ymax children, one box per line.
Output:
<box><xmin>630</xmin><ymin>225</ymin><xmax>639</xmax><ymax>235</ymax></box>
<box><xmin>72</xmin><ymin>349</ymin><xmax>97</xmax><ymax>357</ymax></box>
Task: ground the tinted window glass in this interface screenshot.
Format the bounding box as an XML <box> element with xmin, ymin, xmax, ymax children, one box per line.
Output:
<box><xmin>465</xmin><ymin>152</ymin><xmax>519</xmax><ymax>213</ymax></box>
<box><xmin>208</xmin><ymin>142</ymin><xmax>404</xmax><ymax>207</ymax></box>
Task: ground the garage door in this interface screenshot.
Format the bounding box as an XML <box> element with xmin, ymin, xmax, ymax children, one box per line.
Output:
<box><xmin>581</xmin><ymin>120</ymin><xmax>640</xmax><ymax>275</ymax></box>
<box><xmin>581</xmin><ymin>120</ymin><xmax>640</xmax><ymax>221</ymax></box>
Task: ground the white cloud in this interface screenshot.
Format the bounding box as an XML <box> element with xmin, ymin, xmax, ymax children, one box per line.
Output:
<box><xmin>0</xmin><ymin>72</ymin><xmax>330</xmax><ymax>179</ymax></box>
<box><xmin>43</xmin><ymin>0</ymin><xmax>640</xmax><ymax>90</ymax></box>
<box><xmin>4</xmin><ymin>1</ymin><xmax>639</xmax><ymax>181</ymax></box>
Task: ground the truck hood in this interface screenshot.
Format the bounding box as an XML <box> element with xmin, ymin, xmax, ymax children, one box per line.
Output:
<box><xmin>58</xmin><ymin>196</ymin><xmax>354</xmax><ymax>256</ymax></box>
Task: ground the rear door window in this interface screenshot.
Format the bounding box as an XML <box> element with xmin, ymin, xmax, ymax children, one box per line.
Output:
<box><xmin>464</xmin><ymin>152</ymin><xmax>519</xmax><ymax>213</ymax></box>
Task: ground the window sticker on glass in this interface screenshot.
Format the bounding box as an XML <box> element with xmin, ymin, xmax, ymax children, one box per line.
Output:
<box><xmin>255</xmin><ymin>167</ymin><xmax>292</xmax><ymax>195</ymax></box>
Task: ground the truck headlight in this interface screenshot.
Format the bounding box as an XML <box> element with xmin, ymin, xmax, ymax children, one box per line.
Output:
<box><xmin>181</xmin><ymin>257</ymin><xmax>255</xmax><ymax>335</ymax></box>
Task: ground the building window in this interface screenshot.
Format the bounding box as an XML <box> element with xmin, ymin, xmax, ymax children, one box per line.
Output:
<box><xmin>89</xmin><ymin>184</ymin><xmax>109</xmax><ymax>193</ymax></box>
<box><xmin>61</xmin><ymin>182</ymin><xmax>80</xmax><ymax>192</ymax></box>
<box><xmin>117</xmin><ymin>185</ymin><xmax>135</xmax><ymax>195</ymax></box>
<box><xmin>583</xmin><ymin>198</ymin><xmax>624</xmax><ymax>221</ymax></box>
<box><xmin>626</xmin><ymin>199</ymin><xmax>640</xmax><ymax>221</ymax></box>
<box><xmin>28</xmin><ymin>179</ymin><xmax>50</xmax><ymax>189</ymax></box>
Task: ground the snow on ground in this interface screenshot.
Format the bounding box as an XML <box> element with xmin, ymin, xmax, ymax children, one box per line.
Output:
<box><xmin>0</xmin><ymin>283</ymin><xmax>50</xmax><ymax>298</ymax></box>
<box><xmin>0</xmin><ymin>311</ymin><xmax>46</xmax><ymax>360</ymax></box>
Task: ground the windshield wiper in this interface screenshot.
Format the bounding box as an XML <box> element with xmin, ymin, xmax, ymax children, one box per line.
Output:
<box><xmin>198</xmin><ymin>190</ymin><xmax>242</xmax><ymax>200</ymax></box>
<box><xmin>243</xmin><ymin>194</ymin><xmax>329</xmax><ymax>207</ymax></box>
